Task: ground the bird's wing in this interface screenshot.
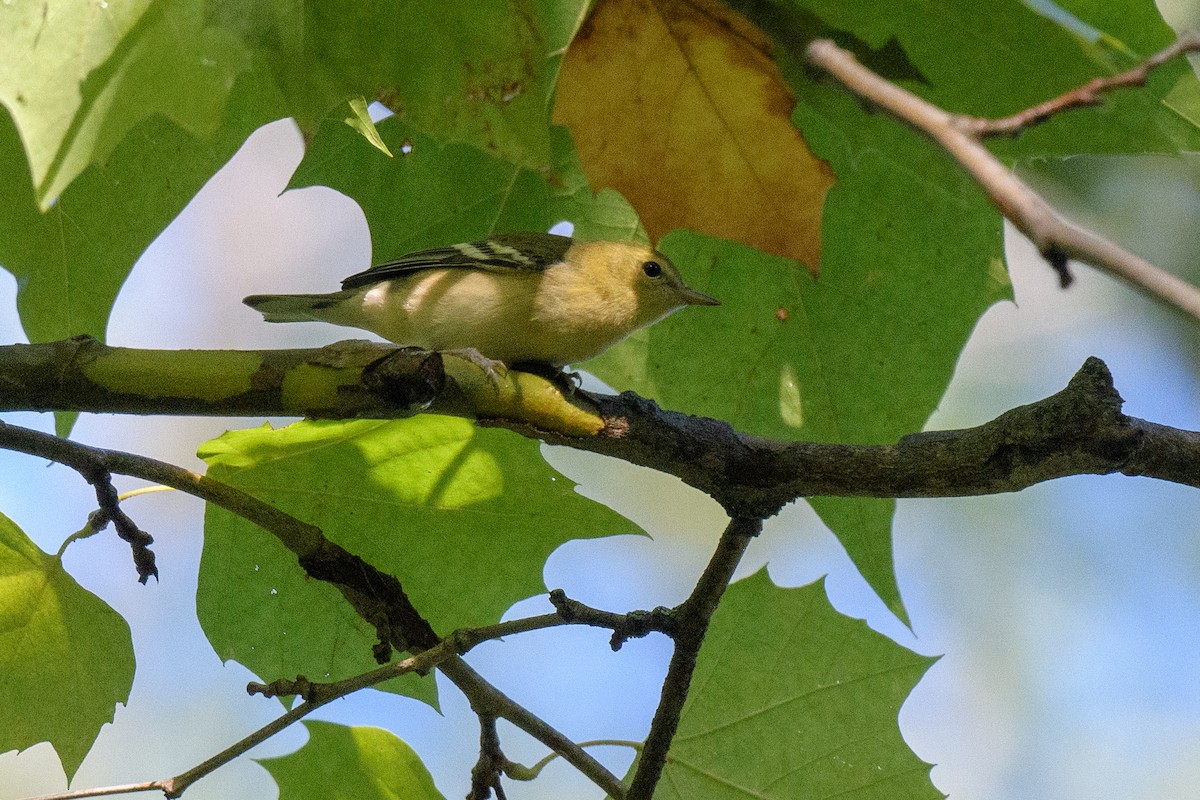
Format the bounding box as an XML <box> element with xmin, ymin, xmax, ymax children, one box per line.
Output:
<box><xmin>340</xmin><ymin>233</ymin><xmax>575</xmax><ymax>290</ymax></box>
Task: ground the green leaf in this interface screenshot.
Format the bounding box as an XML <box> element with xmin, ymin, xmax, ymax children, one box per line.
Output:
<box><xmin>777</xmin><ymin>0</ymin><xmax>1200</xmax><ymax>157</ymax></box>
<box><xmin>0</xmin><ymin>511</ymin><xmax>134</xmax><ymax>780</ymax></box>
<box><xmin>0</xmin><ymin>80</ymin><xmax>266</xmax><ymax>343</ymax></box>
<box><xmin>1</xmin><ymin>0</ymin><xmax>590</xmax><ymax>208</ymax></box>
<box><xmin>0</xmin><ymin>0</ymin><xmax>250</xmax><ymax>208</ymax></box>
<box><xmin>646</xmin><ymin>570</ymin><xmax>937</xmax><ymax>799</ymax></box>
<box><xmin>258</xmin><ymin>720</ymin><xmax>445</xmax><ymax>800</ymax></box>
<box><xmin>589</xmin><ymin>200</ymin><xmax>1005</xmax><ymax>621</ymax></box>
<box><xmin>234</xmin><ymin>0</ymin><xmax>587</xmax><ymax>168</ymax></box>
<box><xmin>198</xmin><ymin>417</ymin><xmax>640</xmax><ymax>705</ymax></box>
<box><xmin>288</xmin><ymin>115</ymin><xmax>643</xmax><ymax>263</ymax></box>
<box><xmin>1045</xmin><ymin>0</ymin><xmax>1185</xmax><ymax>63</ymax></box>
<box><xmin>1</xmin><ymin>1</ymin><xmax>594</xmax><ymax>379</ymax></box>
<box><xmin>0</xmin><ymin>75</ymin><xmax>277</xmax><ymax>434</ymax></box>
<box><xmin>345</xmin><ymin>98</ymin><xmax>394</xmax><ymax>157</ymax></box>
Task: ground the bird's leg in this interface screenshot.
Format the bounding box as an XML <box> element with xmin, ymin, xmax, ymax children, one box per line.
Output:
<box><xmin>443</xmin><ymin>348</ymin><xmax>507</xmax><ymax>387</ymax></box>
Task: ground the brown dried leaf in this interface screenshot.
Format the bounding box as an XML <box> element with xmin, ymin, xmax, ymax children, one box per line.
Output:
<box><xmin>554</xmin><ymin>0</ymin><xmax>833</xmax><ymax>272</ymax></box>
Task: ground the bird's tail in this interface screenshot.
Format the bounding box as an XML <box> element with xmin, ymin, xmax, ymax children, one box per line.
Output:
<box><xmin>243</xmin><ymin>291</ymin><xmax>354</xmax><ymax>323</ymax></box>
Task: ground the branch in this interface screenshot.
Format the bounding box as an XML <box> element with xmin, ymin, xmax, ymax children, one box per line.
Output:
<box><xmin>550</xmin><ymin>589</ymin><xmax>677</xmax><ymax>649</ymax></box>
<box><xmin>440</xmin><ymin>656</ymin><xmax>628</xmax><ymax>799</ymax></box>
<box><xmin>538</xmin><ymin>356</ymin><xmax>1200</xmax><ymax>517</ymax></box>
<box><xmin>966</xmin><ymin>34</ymin><xmax>1200</xmax><ymax>137</ymax></box>
<box><xmin>18</xmin><ymin>600</ymin><xmax>633</xmax><ymax>800</ymax></box>
<box><xmin>0</xmin><ymin>423</ymin><xmax>625</xmax><ymax>799</ymax></box>
<box><xmin>0</xmin><ymin>337</ymin><xmax>605</xmax><ymax>436</ymax></box>
<box><xmin>627</xmin><ymin>517</ymin><xmax>762</xmax><ymax>800</ymax></box>
<box><xmin>22</xmin><ymin>630</ymin><xmax>473</xmax><ymax>800</ymax></box>
<box><xmin>4</xmin><ymin>344</ymin><xmax>1198</xmax><ymax>516</ymax></box>
<box><xmin>805</xmin><ymin>38</ymin><xmax>1200</xmax><ymax>319</ymax></box>
<box><xmin>470</xmin><ymin>715</ymin><xmax>506</xmax><ymax>800</ymax></box>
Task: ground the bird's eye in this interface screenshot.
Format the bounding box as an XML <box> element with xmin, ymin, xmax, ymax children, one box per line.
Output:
<box><xmin>642</xmin><ymin>260</ymin><xmax>663</xmax><ymax>278</ymax></box>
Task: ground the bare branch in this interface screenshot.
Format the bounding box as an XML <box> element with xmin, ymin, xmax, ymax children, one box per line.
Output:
<box><xmin>0</xmin><ymin>422</ymin><xmax>625</xmax><ymax>799</ymax></box>
<box><xmin>627</xmin><ymin>517</ymin><xmax>762</xmax><ymax>800</ymax></box>
<box><xmin>16</xmin><ymin>603</ymin><xmax>632</xmax><ymax>800</ymax></box>
<box><xmin>0</xmin><ymin>337</ymin><xmax>604</xmax><ymax>436</ymax></box>
<box><xmin>965</xmin><ymin>34</ymin><xmax>1200</xmax><ymax>137</ymax></box>
<box><xmin>470</xmin><ymin>715</ymin><xmax>506</xmax><ymax>800</ymax></box>
<box><xmin>21</xmin><ymin>782</ymin><xmax>165</xmax><ymax>800</ymax></box>
<box><xmin>4</xmin><ymin>351</ymin><xmax>1197</xmax><ymax>516</ymax></box>
<box><xmin>805</xmin><ymin>38</ymin><xmax>1200</xmax><ymax>322</ymax></box>
<box><xmin>550</xmin><ymin>589</ymin><xmax>677</xmax><ymax>649</ymax></box>
<box><xmin>540</xmin><ymin>357</ymin><xmax>1200</xmax><ymax>518</ymax></box>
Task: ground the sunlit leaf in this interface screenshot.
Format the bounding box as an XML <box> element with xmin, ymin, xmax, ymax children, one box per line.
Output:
<box><xmin>258</xmin><ymin>721</ymin><xmax>445</xmax><ymax>800</ymax></box>
<box><xmin>198</xmin><ymin>417</ymin><xmax>641</xmax><ymax>706</ymax></box>
<box><xmin>0</xmin><ymin>511</ymin><xmax>134</xmax><ymax>780</ymax></box>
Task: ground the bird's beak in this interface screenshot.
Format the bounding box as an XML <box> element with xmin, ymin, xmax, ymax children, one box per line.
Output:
<box><xmin>681</xmin><ymin>287</ymin><xmax>720</xmax><ymax>306</ymax></box>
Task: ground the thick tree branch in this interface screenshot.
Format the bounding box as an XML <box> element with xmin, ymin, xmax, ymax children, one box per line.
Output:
<box><xmin>534</xmin><ymin>356</ymin><xmax>1198</xmax><ymax>517</ymax></box>
<box><xmin>3</xmin><ymin>342</ymin><xmax>1196</xmax><ymax>516</ymax></box>
<box><xmin>0</xmin><ymin>337</ymin><xmax>605</xmax><ymax>435</ymax></box>
<box><xmin>805</xmin><ymin>37</ymin><xmax>1200</xmax><ymax>319</ymax></box>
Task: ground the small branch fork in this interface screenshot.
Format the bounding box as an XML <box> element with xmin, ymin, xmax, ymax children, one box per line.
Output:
<box><xmin>17</xmin><ymin>609</ymin><xmax>629</xmax><ymax>800</ymax></box>
<box><xmin>965</xmin><ymin>34</ymin><xmax>1200</xmax><ymax>137</ymax></box>
<box><xmin>0</xmin><ymin>424</ymin><xmax>627</xmax><ymax>800</ymax></box>
<box><xmin>806</xmin><ymin>35</ymin><xmax>1200</xmax><ymax>316</ymax></box>
<box><xmin>12</xmin><ymin>526</ymin><xmax>735</xmax><ymax>800</ymax></box>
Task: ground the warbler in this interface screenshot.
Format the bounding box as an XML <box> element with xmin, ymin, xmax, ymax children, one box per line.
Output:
<box><xmin>244</xmin><ymin>232</ymin><xmax>719</xmax><ymax>372</ymax></box>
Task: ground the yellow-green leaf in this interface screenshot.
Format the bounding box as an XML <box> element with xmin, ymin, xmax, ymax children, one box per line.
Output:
<box><xmin>0</xmin><ymin>511</ymin><xmax>134</xmax><ymax>779</ymax></box>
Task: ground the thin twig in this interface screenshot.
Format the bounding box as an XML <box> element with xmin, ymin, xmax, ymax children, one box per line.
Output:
<box><xmin>805</xmin><ymin>38</ymin><xmax>1200</xmax><ymax>322</ymax></box>
<box><xmin>19</xmin><ymin>606</ymin><xmax>626</xmax><ymax>800</ymax></box>
<box><xmin>550</xmin><ymin>588</ymin><xmax>677</xmax><ymax>649</ymax></box>
<box><xmin>21</xmin><ymin>782</ymin><xmax>164</xmax><ymax>800</ymax></box>
<box><xmin>441</xmin><ymin>656</ymin><xmax>627</xmax><ymax>799</ymax></box>
<box><xmin>626</xmin><ymin>516</ymin><xmax>762</xmax><ymax>800</ymax></box>
<box><xmin>70</xmin><ymin>457</ymin><xmax>158</xmax><ymax>582</ymax></box>
<box><xmin>0</xmin><ymin>422</ymin><xmax>625</xmax><ymax>799</ymax></box>
<box><xmin>966</xmin><ymin>33</ymin><xmax>1200</xmax><ymax>136</ymax></box>
<box><xmin>470</xmin><ymin>715</ymin><xmax>505</xmax><ymax>800</ymax></box>
<box><xmin>23</xmin><ymin>652</ymin><xmax>432</xmax><ymax>800</ymax></box>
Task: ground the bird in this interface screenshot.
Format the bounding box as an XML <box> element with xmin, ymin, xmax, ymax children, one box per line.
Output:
<box><xmin>244</xmin><ymin>232</ymin><xmax>719</xmax><ymax>377</ymax></box>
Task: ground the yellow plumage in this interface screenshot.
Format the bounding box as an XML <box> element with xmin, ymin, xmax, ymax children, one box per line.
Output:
<box><xmin>245</xmin><ymin>233</ymin><xmax>719</xmax><ymax>368</ymax></box>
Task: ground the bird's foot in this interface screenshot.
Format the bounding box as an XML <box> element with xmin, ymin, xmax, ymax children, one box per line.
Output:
<box><xmin>444</xmin><ymin>348</ymin><xmax>507</xmax><ymax>387</ymax></box>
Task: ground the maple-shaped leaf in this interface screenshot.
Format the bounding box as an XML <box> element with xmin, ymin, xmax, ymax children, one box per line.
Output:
<box><xmin>554</xmin><ymin>0</ymin><xmax>834</xmax><ymax>272</ymax></box>
<box><xmin>287</xmin><ymin>115</ymin><xmax>645</xmax><ymax>264</ymax></box>
<box><xmin>636</xmin><ymin>570</ymin><xmax>939</xmax><ymax>799</ymax></box>
<box><xmin>198</xmin><ymin>417</ymin><xmax>642</xmax><ymax>707</ymax></box>
<box><xmin>0</xmin><ymin>511</ymin><xmax>134</xmax><ymax>780</ymax></box>
<box><xmin>258</xmin><ymin>721</ymin><xmax>445</xmax><ymax>800</ymax></box>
